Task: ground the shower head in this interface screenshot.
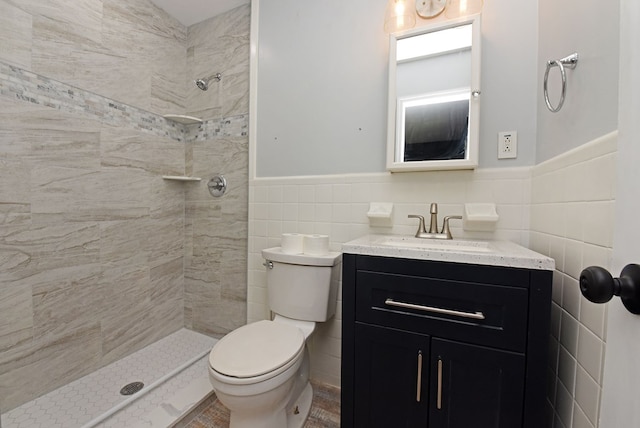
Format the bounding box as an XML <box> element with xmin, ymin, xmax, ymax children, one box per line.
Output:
<box><xmin>195</xmin><ymin>79</ymin><xmax>209</xmax><ymax>91</ymax></box>
<box><xmin>194</xmin><ymin>73</ymin><xmax>222</xmax><ymax>91</ymax></box>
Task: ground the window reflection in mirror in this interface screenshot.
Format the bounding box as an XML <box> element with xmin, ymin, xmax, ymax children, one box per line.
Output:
<box><xmin>386</xmin><ymin>15</ymin><xmax>481</xmax><ymax>172</ymax></box>
<box><xmin>398</xmin><ymin>90</ymin><xmax>469</xmax><ymax>161</ymax></box>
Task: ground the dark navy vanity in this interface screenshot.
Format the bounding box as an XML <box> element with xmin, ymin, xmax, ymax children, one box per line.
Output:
<box><xmin>340</xmin><ymin>235</ymin><xmax>554</xmax><ymax>428</ymax></box>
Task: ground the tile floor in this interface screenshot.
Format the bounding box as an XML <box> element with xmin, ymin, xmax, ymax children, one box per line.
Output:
<box><xmin>177</xmin><ymin>381</ymin><xmax>341</xmax><ymax>428</ymax></box>
<box><xmin>1</xmin><ymin>329</ymin><xmax>217</xmax><ymax>428</ymax></box>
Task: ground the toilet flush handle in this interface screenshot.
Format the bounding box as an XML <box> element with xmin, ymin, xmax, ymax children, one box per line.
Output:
<box><xmin>263</xmin><ymin>260</ymin><xmax>274</xmax><ymax>269</ymax></box>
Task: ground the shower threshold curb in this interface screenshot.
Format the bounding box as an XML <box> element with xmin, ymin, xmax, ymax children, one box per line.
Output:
<box><xmin>131</xmin><ymin>372</ymin><xmax>214</xmax><ymax>428</ymax></box>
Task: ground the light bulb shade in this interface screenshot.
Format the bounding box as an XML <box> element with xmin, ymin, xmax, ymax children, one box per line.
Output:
<box><xmin>445</xmin><ymin>0</ymin><xmax>484</xmax><ymax>19</ymax></box>
<box><xmin>384</xmin><ymin>0</ymin><xmax>416</xmax><ymax>33</ymax></box>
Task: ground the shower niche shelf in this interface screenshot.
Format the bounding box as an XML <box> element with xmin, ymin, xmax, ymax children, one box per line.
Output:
<box><xmin>162</xmin><ymin>114</ymin><xmax>203</xmax><ymax>125</ymax></box>
<box><xmin>162</xmin><ymin>175</ymin><xmax>202</xmax><ymax>182</ymax></box>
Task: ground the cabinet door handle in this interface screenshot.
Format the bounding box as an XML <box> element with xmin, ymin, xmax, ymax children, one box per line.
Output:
<box><xmin>416</xmin><ymin>350</ymin><xmax>423</xmax><ymax>402</ymax></box>
<box><xmin>384</xmin><ymin>298</ymin><xmax>486</xmax><ymax>320</ymax></box>
<box><xmin>437</xmin><ymin>359</ymin><xmax>443</xmax><ymax>410</ymax></box>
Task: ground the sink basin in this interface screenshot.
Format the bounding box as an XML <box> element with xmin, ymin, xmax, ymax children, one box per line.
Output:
<box><xmin>376</xmin><ymin>236</ymin><xmax>493</xmax><ymax>253</ymax></box>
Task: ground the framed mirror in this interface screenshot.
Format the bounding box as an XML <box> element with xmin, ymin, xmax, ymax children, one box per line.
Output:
<box><xmin>386</xmin><ymin>15</ymin><xmax>481</xmax><ymax>172</ymax></box>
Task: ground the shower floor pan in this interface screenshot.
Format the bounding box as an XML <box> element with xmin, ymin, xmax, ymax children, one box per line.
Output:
<box><xmin>1</xmin><ymin>328</ymin><xmax>217</xmax><ymax>428</ymax></box>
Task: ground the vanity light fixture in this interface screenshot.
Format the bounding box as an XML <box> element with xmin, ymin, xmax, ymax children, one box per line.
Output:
<box><xmin>415</xmin><ymin>0</ymin><xmax>447</xmax><ymax>19</ymax></box>
<box><xmin>444</xmin><ymin>0</ymin><xmax>484</xmax><ymax>19</ymax></box>
<box><xmin>384</xmin><ymin>0</ymin><xmax>416</xmax><ymax>33</ymax></box>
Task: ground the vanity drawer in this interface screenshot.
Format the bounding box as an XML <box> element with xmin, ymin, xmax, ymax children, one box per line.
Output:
<box><xmin>355</xmin><ymin>270</ymin><xmax>529</xmax><ymax>352</ymax></box>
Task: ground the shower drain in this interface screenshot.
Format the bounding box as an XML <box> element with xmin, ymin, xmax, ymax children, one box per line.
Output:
<box><xmin>120</xmin><ymin>381</ymin><xmax>144</xmax><ymax>396</ymax></box>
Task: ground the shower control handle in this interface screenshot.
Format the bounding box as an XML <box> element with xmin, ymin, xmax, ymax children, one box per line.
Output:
<box><xmin>207</xmin><ymin>175</ymin><xmax>227</xmax><ymax>197</ymax></box>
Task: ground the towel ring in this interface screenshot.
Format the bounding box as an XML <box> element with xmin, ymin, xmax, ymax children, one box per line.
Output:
<box><xmin>543</xmin><ymin>52</ymin><xmax>579</xmax><ymax>112</ymax></box>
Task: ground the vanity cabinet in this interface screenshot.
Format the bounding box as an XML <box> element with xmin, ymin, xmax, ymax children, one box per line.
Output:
<box><xmin>341</xmin><ymin>254</ymin><xmax>552</xmax><ymax>428</ymax></box>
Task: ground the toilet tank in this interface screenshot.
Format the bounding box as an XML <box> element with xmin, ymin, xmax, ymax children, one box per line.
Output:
<box><xmin>262</xmin><ymin>247</ymin><xmax>342</xmax><ymax>322</ymax></box>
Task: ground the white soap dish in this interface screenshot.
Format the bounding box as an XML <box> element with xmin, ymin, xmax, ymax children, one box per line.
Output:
<box><xmin>162</xmin><ymin>175</ymin><xmax>202</xmax><ymax>182</ymax></box>
<box><xmin>162</xmin><ymin>114</ymin><xmax>203</xmax><ymax>125</ymax></box>
<box><xmin>463</xmin><ymin>203</ymin><xmax>499</xmax><ymax>231</ymax></box>
<box><xmin>367</xmin><ymin>202</ymin><xmax>393</xmax><ymax>227</ymax></box>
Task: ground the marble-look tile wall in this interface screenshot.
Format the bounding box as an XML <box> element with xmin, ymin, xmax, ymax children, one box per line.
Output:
<box><xmin>186</xmin><ymin>5</ymin><xmax>251</xmax><ymax>121</ymax></box>
<box><xmin>183</xmin><ymin>6</ymin><xmax>251</xmax><ymax>337</ymax></box>
<box><xmin>0</xmin><ymin>0</ymin><xmax>250</xmax><ymax>412</ymax></box>
<box><xmin>0</xmin><ymin>94</ymin><xmax>186</xmax><ymax>411</ymax></box>
<box><xmin>529</xmin><ymin>132</ymin><xmax>616</xmax><ymax>428</ymax></box>
<box><xmin>0</xmin><ymin>0</ymin><xmax>187</xmax><ymax>116</ymax></box>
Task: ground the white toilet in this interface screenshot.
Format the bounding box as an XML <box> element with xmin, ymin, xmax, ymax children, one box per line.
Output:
<box><xmin>208</xmin><ymin>246</ymin><xmax>341</xmax><ymax>428</ymax></box>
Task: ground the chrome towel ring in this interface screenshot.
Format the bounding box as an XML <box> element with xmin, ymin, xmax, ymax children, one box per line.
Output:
<box><xmin>543</xmin><ymin>52</ymin><xmax>579</xmax><ymax>112</ymax></box>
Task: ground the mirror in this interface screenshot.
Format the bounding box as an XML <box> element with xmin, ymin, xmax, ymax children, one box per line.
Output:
<box><xmin>386</xmin><ymin>15</ymin><xmax>481</xmax><ymax>172</ymax></box>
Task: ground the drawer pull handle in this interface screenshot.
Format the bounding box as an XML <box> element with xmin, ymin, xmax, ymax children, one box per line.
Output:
<box><xmin>384</xmin><ymin>298</ymin><xmax>486</xmax><ymax>320</ymax></box>
<box><xmin>416</xmin><ymin>350</ymin><xmax>423</xmax><ymax>402</ymax></box>
<box><xmin>437</xmin><ymin>358</ymin><xmax>443</xmax><ymax>410</ymax></box>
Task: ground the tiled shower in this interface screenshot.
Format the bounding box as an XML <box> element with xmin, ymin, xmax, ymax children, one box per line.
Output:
<box><xmin>0</xmin><ymin>0</ymin><xmax>249</xmax><ymax>417</ymax></box>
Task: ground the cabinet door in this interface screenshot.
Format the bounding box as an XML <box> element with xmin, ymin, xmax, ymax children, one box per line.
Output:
<box><xmin>354</xmin><ymin>323</ymin><xmax>430</xmax><ymax>428</ymax></box>
<box><xmin>429</xmin><ymin>338</ymin><xmax>526</xmax><ymax>428</ymax></box>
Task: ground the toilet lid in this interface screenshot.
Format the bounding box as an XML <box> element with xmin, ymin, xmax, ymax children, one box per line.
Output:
<box><xmin>209</xmin><ymin>320</ymin><xmax>305</xmax><ymax>378</ymax></box>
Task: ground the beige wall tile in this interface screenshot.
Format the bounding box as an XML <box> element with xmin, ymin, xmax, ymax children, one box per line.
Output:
<box><xmin>573</xmin><ymin>404</ymin><xmax>596</xmax><ymax>428</ymax></box>
<box><xmin>0</xmin><ymin>283</ymin><xmax>33</xmax><ymax>353</ymax></box>
<box><xmin>575</xmin><ymin>365</ymin><xmax>600</xmax><ymax>425</ymax></box>
<box><xmin>0</xmin><ymin>1</ymin><xmax>32</xmax><ymax>69</ymax></box>
<box><xmin>0</xmin><ymin>323</ymin><xmax>102</xmax><ymax>411</ymax></box>
<box><xmin>580</xmin><ymin>299</ymin><xmax>607</xmax><ymax>340</ymax></box>
<box><xmin>186</xmin><ymin>4</ymin><xmax>250</xmax><ymax>121</ymax></box>
<box><xmin>577</xmin><ymin>325</ymin><xmax>604</xmax><ymax>383</ymax></box>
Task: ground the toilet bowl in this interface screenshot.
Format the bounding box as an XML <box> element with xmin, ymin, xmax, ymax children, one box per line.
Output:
<box><xmin>208</xmin><ymin>247</ymin><xmax>341</xmax><ymax>428</ymax></box>
<box><xmin>208</xmin><ymin>319</ymin><xmax>314</xmax><ymax>428</ymax></box>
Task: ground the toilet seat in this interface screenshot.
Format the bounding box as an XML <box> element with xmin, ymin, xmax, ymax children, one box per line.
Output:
<box><xmin>209</xmin><ymin>320</ymin><xmax>305</xmax><ymax>379</ymax></box>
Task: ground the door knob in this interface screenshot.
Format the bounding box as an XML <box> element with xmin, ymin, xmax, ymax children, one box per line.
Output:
<box><xmin>579</xmin><ymin>264</ymin><xmax>640</xmax><ymax>314</ymax></box>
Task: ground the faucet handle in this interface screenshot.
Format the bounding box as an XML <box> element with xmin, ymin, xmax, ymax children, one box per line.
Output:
<box><xmin>408</xmin><ymin>214</ymin><xmax>427</xmax><ymax>236</ymax></box>
<box><xmin>441</xmin><ymin>216</ymin><xmax>462</xmax><ymax>239</ymax></box>
<box><xmin>430</xmin><ymin>203</ymin><xmax>438</xmax><ymax>214</ymax></box>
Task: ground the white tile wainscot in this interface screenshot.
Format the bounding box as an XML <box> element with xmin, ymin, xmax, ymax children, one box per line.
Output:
<box><xmin>248</xmin><ymin>166</ymin><xmax>532</xmax><ymax>387</ymax></box>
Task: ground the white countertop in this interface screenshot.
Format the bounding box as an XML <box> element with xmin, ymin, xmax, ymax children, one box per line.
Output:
<box><xmin>342</xmin><ymin>235</ymin><xmax>555</xmax><ymax>271</ymax></box>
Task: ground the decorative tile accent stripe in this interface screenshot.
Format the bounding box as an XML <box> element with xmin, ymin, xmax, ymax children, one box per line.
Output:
<box><xmin>186</xmin><ymin>114</ymin><xmax>249</xmax><ymax>141</ymax></box>
<box><xmin>0</xmin><ymin>61</ymin><xmax>247</xmax><ymax>142</ymax></box>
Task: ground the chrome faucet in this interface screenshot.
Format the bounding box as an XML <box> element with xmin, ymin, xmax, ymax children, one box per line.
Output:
<box><xmin>408</xmin><ymin>203</ymin><xmax>462</xmax><ymax>240</ymax></box>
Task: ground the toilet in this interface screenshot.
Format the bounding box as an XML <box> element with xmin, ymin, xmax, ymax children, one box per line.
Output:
<box><xmin>208</xmin><ymin>246</ymin><xmax>341</xmax><ymax>428</ymax></box>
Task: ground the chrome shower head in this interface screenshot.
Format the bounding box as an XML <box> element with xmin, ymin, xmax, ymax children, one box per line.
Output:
<box><xmin>194</xmin><ymin>73</ymin><xmax>222</xmax><ymax>91</ymax></box>
<box><xmin>195</xmin><ymin>79</ymin><xmax>209</xmax><ymax>91</ymax></box>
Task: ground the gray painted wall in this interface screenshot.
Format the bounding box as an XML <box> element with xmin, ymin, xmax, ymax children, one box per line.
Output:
<box><xmin>255</xmin><ymin>0</ymin><xmax>389</xmax><ymax>176</ymax></box>
<box><xmin>255</xmin><ymin>0</ymin><xmax>539</xmax><ymax>177</ymax></box>
<box><xmin>536</xmin><ymin>0</ymin><xmax>619</xmax><ymax>162</ymax></box>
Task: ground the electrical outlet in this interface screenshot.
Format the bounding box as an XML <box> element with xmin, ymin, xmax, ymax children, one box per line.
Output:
<box><xmin>498</xmin><ymin>131</ymin><xmax>517</xmax><ymax>159</ymax></box>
